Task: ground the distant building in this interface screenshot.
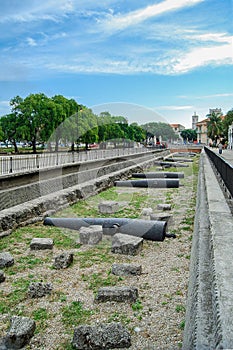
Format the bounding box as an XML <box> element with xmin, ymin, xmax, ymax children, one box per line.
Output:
<box><xmin>196</xmin><ymin>118</ymin><xmax>209</xmax><ymax>144</ymax></box>
<box><xmin>170</xmin><ymin>123</ymin><xmax>185</xmax><ymax>134</ymax></box>
<box><xmin>209</xmin><ymin>108</ymin><xmax>222</xmax><ymax>115</ymax></box>
<box><xmin>228</xmin><ymin>124</ymin><xmax>233</xmax><ymax>149</ymax></box>
<box><xmin>196</xmin><ymin>112</ymin><xmax>225</xmax><ymax>144</ymax></box>
<box><xmin>170</xmin><ymin>123</ymin><xmax>185</xmax><ymax>143</ymax></box>
<box><xmin>192</xmin><ymin>112</ymin><xmax>198</xmax><ymax>130</ymax></box>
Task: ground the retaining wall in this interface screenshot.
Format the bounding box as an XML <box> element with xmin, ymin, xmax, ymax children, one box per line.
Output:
<box><xmin>183</xmin><ymin>151</ymin><xmax>233</xmax><ymax>349</ymax></box>
<box><xmin>0</xmin><ymin>150</ymin><xmax>168</xmax><ymax>237</ymax></box>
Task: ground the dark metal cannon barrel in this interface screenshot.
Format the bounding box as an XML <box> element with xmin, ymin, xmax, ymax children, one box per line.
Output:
<box><xmin>132</xmin><ymin>172</ymin><xmax>184</xmax><ymax>179</ymax></box>
<box><xmin>44</xmin><ymin>217</ymin><xmax>167</xmax><ymax>241</ymax></box>
<box><xmin>114</xmin><ymin>179</ymin><xmax>179</xmax><ymax>188</ymax></box>
<box><xmin>154</xmin><ymin>161</ymin><xmax>189</xmax><ymax>168</ymax></box>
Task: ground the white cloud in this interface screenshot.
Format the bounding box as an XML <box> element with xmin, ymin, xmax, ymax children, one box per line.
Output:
<box><xmin>0</xmin><ymin>0</ymin><xmax>75</xmax><ymax>23</ymax></box>
<box><xmin>156</xmin><ymin>105</ymin><xmax>193</xmax><ymax>111</ymax></box>
<box><xmin>26</xmin><ymin>37</ymin><xmax>37</xmax><ymax>47</ymax></box>
<box><xmin>179</xmin><ymin>93</ymin><xmax>233</xmax><ymax>99</ymax></box>
<box><xmin>170</xmin><ymin>40</ymin><xmax>233</xmax><ymax>74</ymax></box>
<box><xmin>102</xmin><ymin>0</ymin><xmax>204</xmax><ymax>31</ymax></box>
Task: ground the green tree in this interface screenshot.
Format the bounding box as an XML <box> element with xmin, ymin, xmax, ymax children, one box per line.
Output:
<box><xmin>180</xmin><ymin>129</ymin><xmax>197</xmax><ymax>142</ymax></box>
<box><xmin>207</xmin><ymin>112</ymin><xmax>223</xmax><ymax>145</ymax></box>
<box><xmin>141</xmin><ymin>122</ymin><xmax>177</xmax><ymax>141</ymax></box>
<box><xmin>0</xmin><ymin>113</ymin><xmax>21</xmax><ymax>152</ymax></box>
<box><xmin>10</xmin><ymin>93</ymin><xmax>52</xmax><ymax>153</ymax></box>
<box><xmin>223</xmin><ymin>109</ymin><xmax>233</xmax><ymax>141</ymax></box>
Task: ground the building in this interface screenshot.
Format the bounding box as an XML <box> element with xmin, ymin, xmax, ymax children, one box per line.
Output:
<box><xmin>196</xmin><ymin>112</ymin><xmax>225</xmax><ymax>145</ymax></box>
<box><xmin>170</xmin><ymin>123</ymin><xmax>185</xmax><ymax>133</ymax></box>
<box><xmin>209</xmin><ymin>108</ymin><xmax>222</xmax><ymax>115</ymax></box>
<box><xmin>192</xmin><ymin>112</ymin><xmax>199</xmax><ymax>130</ymax></box>
<box><xmin>196</xmin><ymin>118</ymin><xmax>209</xmax><ymax>144</ymax></box>
<box><xmin>170</xmin><ymin>123</ymin><xmax>185</xmax><ymax>143</ymax></box>
<box><xmin>228</xmin><ymin>124</ymin><xmax>233</xmax><ymax>149</ymax></box>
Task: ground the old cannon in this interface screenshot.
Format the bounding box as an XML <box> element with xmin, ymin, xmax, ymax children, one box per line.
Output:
<box><xmin>43</xmin><ymin>217</ymin><xmax>175</xmax><ymax>241</ymax></box>
<box><xmin>114</xmin><ymin>178</ymin><xmax>179</xmax><ymax>188</ymax></box>
<box><xmin>132</xmin><ymin>172</ymin><xmax>184</xmax><ymax>179</ymax></box>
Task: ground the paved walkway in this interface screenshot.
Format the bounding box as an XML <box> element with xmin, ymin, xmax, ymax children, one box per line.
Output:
<box><xmin>208</xmin><ymin>148</ymin><xmax>233</xmax><ymax>166</ymax></box>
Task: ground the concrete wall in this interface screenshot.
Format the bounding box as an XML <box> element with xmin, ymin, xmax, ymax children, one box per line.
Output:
<box><xmin>183</xmin><ymin>151</ymin><xmax>233</xmax><ymax>349</ymax></box>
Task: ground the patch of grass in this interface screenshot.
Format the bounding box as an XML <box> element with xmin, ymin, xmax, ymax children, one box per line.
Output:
<box><xmin>179</xmin><ymin>320</ymin><xmax>185</xmax><ymax>330</ymax></box>
<box><xmin>175</xmin><ymin>304</ymin><xmax>186</xmax><ymax>313</ymax></box>
<box><xmin>75</xmin><ymin>244</ymin><xmax>115</xmax><ymax>268</ymax></box>
<box><xmin>32</xmin><ymin>307</ymin><xmax>49</xmax><ymax>333</ymax></box>
<box><xmin>61</xmin><ymin>301</ymin><xmax>94</xmax><ymax>329</ymax></box>
<box><xmin>0</xmin><ymin>278</ymin><xmax>31</xmax><ymax>313</ymax></box>
<box><xmin>108</xmin><ymin>311</ymin><xmax>131</xmax><ymax>325</ymax></box>
<box><xmin>81</xmin><ymin>272</ymin><xmax>122</xmax><ymax>292</ymax></box>
<box><xmin>132</xmin><ymin>299</ymin><xmax>143</xmax><ymax>312</ymax></box>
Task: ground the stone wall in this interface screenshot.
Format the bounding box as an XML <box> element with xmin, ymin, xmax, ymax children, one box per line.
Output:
<box><xmin>0</xmin><ymin>150</ymin><xmax>168</xmax><ymax>237</ymax></box>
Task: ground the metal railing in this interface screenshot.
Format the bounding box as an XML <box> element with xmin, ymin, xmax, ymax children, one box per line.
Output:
<box><xmin>204</xmin><ymin>146</ymin><xmax>233</xmax><ymax>197</ymax></box>
<box><xmin>0</xmin><ymin>147</ymin><xmax>150</xmax><ymax>176</ymax></box>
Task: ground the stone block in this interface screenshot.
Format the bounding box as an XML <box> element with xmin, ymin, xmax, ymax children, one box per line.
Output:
<box><xmin>98</xmin><ymin>201</ymin><xmax>119</xmax><ymax>214</ymax></box>
<box><xmin>79</xmin><ymin>225</ymin><xmax>102</xmax><ymax>245</ymax></box>
<box><xmin>111</xmin><ymin>263</ymin><xmax>142</xmax><ymax>276</ymax></box>
<box><xmin>141</xmin><ymin>208</ymin><xmax>153</xmax><ymax>216</ymax></box>
<box><xmin>28</xmin><ymin>282</ymin><xmax>53</xmax><ymax>298</ymax></box>
<box><xmin>30</xmin><ymin>238</ymin><xmax>53</xmax><ymax>250</ymax></box>
<box><xmin>0</xmin><ymin>270</ymin><xmax>6</xmax><ymax>283</ymax></box>
<box><xmin>3</xmin><ymin>316</ymin><xmax>36</xmax><ymax>349</ymax></box>
<box><xmin>72</xmin><ymin>322</ymin><xmax>131</xmax><ymax>349</ymax></box>
<box><xmin>0</xmin><ymin>252</ymin><xmax>14</xmax><ymax>268</ymax></box>
<box><xmin>150</xmin><ymin>213</ymin><xmax>173</xmax><ymax>226</ymax></box>
<box><xmin>111</xmin><ymin>233</ymin><xmax>143</xmax><ymax>256</ymax></box>
<box><xmin>157</xmin><ymin>203</ymin><xmax>172</xmax><ymax>211</ymax></box>
<box><xmin>53</xmin><ymin>252</ymin><xmax>74</xmax><ymax>269</ymax></box>
<box><xmin>95</xmin><ymin>286</ymin><xmax>138</xmax><ymax>303</ymax></box>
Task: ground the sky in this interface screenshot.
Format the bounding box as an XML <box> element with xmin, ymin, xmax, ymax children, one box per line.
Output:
<box><xmin>0</xmin><ymin>0</ymin><xmax>232</xmax><ymax>128</ymax></box>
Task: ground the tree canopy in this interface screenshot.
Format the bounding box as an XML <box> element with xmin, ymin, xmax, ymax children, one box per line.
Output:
<box><xmin>180</xmin><ymin>129</ymin><xmax>197</xmax><ymax>142</ymax></box>
<box><xmin>207</xmin><ymin>111</ymin><xmax>223</xmax><ymax>145</ymax></box>
<box><xmin>141</xmin><ymin>122</ymin><xmax>178</xmax><ymax>141</ymax></box>
<box><xmin>0</xmin><ymin>93</ymin><xmax>146</xmax><ymax>153</ymax></box>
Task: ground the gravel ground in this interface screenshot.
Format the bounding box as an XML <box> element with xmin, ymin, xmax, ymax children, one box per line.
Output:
<box><xmin>0</xmin><ymin>159</ymin><xmax>198</xmax><ymax>350</ymax></box>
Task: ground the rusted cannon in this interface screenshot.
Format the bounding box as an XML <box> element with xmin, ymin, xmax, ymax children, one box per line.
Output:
<box><xmin>132</xmin><ymin>172</ymin><xmax>184</xmax><ymax>179</ymax></box>
<box><xmin>114</xmin><ymin>179</ymin><xmax>179</xmax><ymax>188</ymax></box>
<box><xmin>43</xmin><ymin>217</ymin><xmax>171</xmax><ymax>241</ymax></box>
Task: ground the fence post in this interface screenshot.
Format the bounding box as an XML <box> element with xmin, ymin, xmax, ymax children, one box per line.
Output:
<box><xmin>9</xmin><ymin>156</ymin><xmax>13</xmax><ymax>173</ymax></box>
<box><xmin>36</xmin><ymin>154</ymin><xmax>39</xmax><ymax>168</ymax></box>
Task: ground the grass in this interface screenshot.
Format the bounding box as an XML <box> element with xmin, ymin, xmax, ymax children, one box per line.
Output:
<box><xmin>0</xmin><ymin>278</ymin><xmax>31</xmax><ymax>313</ymax></box>
<box><xmin>61</xmin><ymin>301</ymin><xmax>95</xmax><ymax>329</ymax></box>
<box><xmin>32</xmin><ymin>307</ymin><xmax>50</xmax><ymax>333</ymax></box>
<box><xmin>75</xmin><ymin>242</ymin><xmax>116</xmax><ymax>268</ymax></box>
<box><xmin>81</xmin><ymin>272</ymin><xmax>123</xmax><ymax>292</ymax></box>
<box><xmin>131</xmin><ymin>299</ymin><xmax>143</xmax><ymax>312</ymax></box>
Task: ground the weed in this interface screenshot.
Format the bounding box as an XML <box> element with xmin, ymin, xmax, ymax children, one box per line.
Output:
<box><xmin>175</xmin><ymin>305</ymin><xmax>186</xmax><ymax>313</ymax></box>
<box><xmin>0</xmin><ymin>279</ymin><xmax>30</xmax><ymax>313</ymax></box>
<box><xmin>32</xmin><ymin>308</ymin><xmax>49</xmax><ymax>333</ymax></box>
<box><xmin>132</xmin><ymin>299</ymin><xmax>143</xmax><ymax>312</ymax></box>
<box><xmin>179</xmin><ymin>320</ymin><xmax>185</xmax><ymax>329</ymax></box>
<box><xmin>81</xmin><ymin>272</ymin><xmax>121</xmax><ymax>291</ymax></box>
<box><xmin>75</xmin><ymin>244</ymin><xmax>114</xmax><ymax>268</ymax></box>
<box><xmin>108</xmin><ymin>311</ymin><xmax>131</xmax><ymax>325</ymax></box>
<box><xmin>62</xmin><ymin>301</ymin><xmax>94</xmax><ymax>329</ymax></box>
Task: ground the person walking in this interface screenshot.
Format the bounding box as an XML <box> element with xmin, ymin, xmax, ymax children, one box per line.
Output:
<box><xmin>218</xmin><ymin>142</ymin><xmax>223</xmax><ymax>154</ymax></box>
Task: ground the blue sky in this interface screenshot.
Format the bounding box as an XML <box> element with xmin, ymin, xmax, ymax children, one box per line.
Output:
<box><xmin>0</xmin><ymin>0</ymin><xmax>232</xmax><ymax>128</ymax></box>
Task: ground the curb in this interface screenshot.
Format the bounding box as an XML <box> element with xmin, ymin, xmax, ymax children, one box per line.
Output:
<box><xmin>183</xmin><ymin>151</ymin><xmax>233</xmax><ymax>349</ymax></box>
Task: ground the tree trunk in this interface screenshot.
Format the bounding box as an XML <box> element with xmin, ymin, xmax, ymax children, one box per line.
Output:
<box><xmin>12</xmin><ymin>140</ymin><xmax>19</xmax><ymax>154</ymax></box>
